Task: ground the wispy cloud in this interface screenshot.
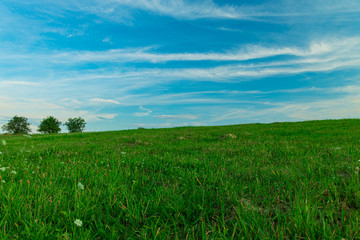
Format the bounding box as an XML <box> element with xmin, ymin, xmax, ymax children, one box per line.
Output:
<box><xmin>136</xmin><ymin>122</ymin><xmax>173</xmax><ymax>128</ymax></box>
<box><xmin>112</xmin><ymin>0</ymin><xmax>251</xmax><ymax>20</ymax></box>
<box><xmin>102</xmin><ymin>36</ymin><xmax>113</xmax><ymax>44</ymax></box>
<box><xmin>153</xmin><ymin>114</ymin><xmax>199</xmax><ymax>120</ymax></box>
<box><xmin>0</xmin><ymin>81</ymin><xmax>39</xmax><ymax>86</ymax></box>
<box><xmin>90</xmin><ymin>98</ymin><xmax>121</xmax><ymax>105</ymax></box>
<box><xmin>28</xmin><ymin>38</ymin><xmax>356</xmax><ymax>64</ymax></box>
<box><xmin>96</xmin><ymin>113</ymin><xmax>117</xmax><ymax>119</ymax></box>
<box><xmin>2</xmin><ymin>37</ymin><xmax>359</xmax><ymax>87</ymax></box>
<box><xmin>84</xmin><ymin>0</ymin><xmax>360</xmax><ymax>21</ymax></box>
<box><xmin>213</xmin><ymin>85</ymin><xmax>360</xmax><ymax>123</ymax></box>
<box><xmin>135</xmin><ymin>106</ymin><xmax>153</xmax><ymax>116</ymax></box>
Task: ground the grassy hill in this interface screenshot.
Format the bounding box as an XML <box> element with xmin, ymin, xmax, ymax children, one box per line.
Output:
<box><xmin>1</xmin><ymin>119</ymin><xmax>360</xmax><ymax>239</ymax></box>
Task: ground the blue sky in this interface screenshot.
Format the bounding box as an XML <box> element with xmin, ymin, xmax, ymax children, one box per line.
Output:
<box><xmin>1</xmin><ymin>0</ymin><xmax>360</xmax><ymax>132</ymax></box>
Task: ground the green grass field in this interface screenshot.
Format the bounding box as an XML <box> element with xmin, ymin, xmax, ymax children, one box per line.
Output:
<box><xmin>1</xmin><ymin>119</ymin><xmax>360</xmax><ymax>239</ymax></box>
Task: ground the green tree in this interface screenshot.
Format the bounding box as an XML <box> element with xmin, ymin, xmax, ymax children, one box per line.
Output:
<box><xmin>38</xmin><ymin>116</ymin><xmax>61</xmax><ymax>134</ymax></box>
<box><xmin>1</xmin><ymin>115</ymin><xmax>31</xmax><ymax>134</ymax></box>
<box><xmin>64</xmin><ymin>117</ymin><xmax>86</xmax><ymax>133</ymax></box>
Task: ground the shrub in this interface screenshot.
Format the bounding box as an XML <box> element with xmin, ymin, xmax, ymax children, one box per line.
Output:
<box><xmin>38</xmin><ymin>116</ymin><xmax>61</xmax><ymax>134</ymax></box>
<box><xmin>64</xmin><ymin>117</ymin><xmax>86</xmax><ymax>133</ymax></box>
<box><xmin>1</xmin><ymin>115</ymin><xmax>31</xmax><ymax>135</ymax></box>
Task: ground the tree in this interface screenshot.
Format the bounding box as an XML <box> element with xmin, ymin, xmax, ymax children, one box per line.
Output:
<box><xmin>1</xmin><ymin>115</ymin><xmax>31</xmax><ymax>134</ymax></box>
<box><xmin>38</xmin><ymin>116</ymin><xmax>61</xmax><ymax>134</ymax></box>
<box><xmin>64</xmin><ymin>117</ymin><xmax>86</xmax><ymax>133</ymax></box>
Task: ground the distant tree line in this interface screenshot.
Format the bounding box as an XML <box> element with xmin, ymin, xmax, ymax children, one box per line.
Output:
<box><xmin>1</xmin><ymin>115</ymin><xmax>86</xmax><ymax>135</ymax></box>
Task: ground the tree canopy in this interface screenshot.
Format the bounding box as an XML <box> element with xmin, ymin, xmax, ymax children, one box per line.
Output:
<box><xmin>38</xmin><ymin>116</ymin><xmax>61</xmax><ymax>134</ymax></box>
<box><xmin>64</xmin><ymin>117</ymin><xmax>86</xmax><ymax>133</ymax></box>
<box><xmin>1</xmin><ymin>115</ymin><xmax>31</xmax><ymax>134</ymax></box>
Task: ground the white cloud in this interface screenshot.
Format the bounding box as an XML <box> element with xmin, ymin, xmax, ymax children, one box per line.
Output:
<box><xmin>1</xmin><ymin>36</ymin><xmax>359</xmax><ymax>93</ymax></box>
<box><xmin>135</xmin><ymin>122</ymin><xmax>173</xmax><ymax>128</ymax></box>
<box><xmin>97</xmin><ymin>0</ymin><xmax>251</xmax><ymax>20</ymax></box>
<box><xmin>96</xmin><ymin>113</ymin><xmax>117</xmax><ymax>119</ymax></box>
<box><xmin>0</xmin><ymin>36</ymin><xmax>357</xmax><ymax>100</ymax></box>
<box><xmin>85</xmin><ymin>0</ymin><xmax>360</xmax><ymax>21</ymax></box>
<box><xmin>4</xmin><ymin>37</ymin><xmax>357</xmax><ymax>84</ymax></box>
<box><xmin>153</xmin><ymin>114</ymin><xmax>199</xmax><ymax>119</ymax></box>
<box><xmin>0</xmin><ymin>81</ymin><xmax>38</xmax><ymax>86</ymax></box>
<box><xmin>213</xmin><ymin>87</ymin><xmax>360</xmax><ymax>123</ymax></box>
<box><xmin>90</xmin><ymin>98</ymin><xmax>120</xmax><ymax>105</ymax></box>
<box><xmin>33</xmin><ymin>42</ymin><xmax>332</xmax><ymax>64</ymax></box>
<box><xmin>135</xmin><ymin>106</ymin><xmax>152</xmax><ymax>116</ymax></box>
<box><xmin>102</xmin><ymin>36</ymin><xmax>112</xmax><ymax>44</ymax></box>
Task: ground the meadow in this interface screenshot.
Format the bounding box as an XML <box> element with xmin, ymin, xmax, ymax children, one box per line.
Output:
<box><xmin>1</xmin><ymin>119</ymin><xmax>360</xmax><ymax>239</ymax></box>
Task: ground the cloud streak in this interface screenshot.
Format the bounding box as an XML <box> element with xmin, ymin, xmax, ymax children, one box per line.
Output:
<box><xmin>134</xmin><ymin>106</ymin><xmax>153</xmax><ymax>116</ymax></box>
<box><xmin>87</xmin><ymin>0</ymin><xmax>360</xmax><ymax>21</ymax></box>
<box><xmin>153</xmin><ymin>114</ymin><xmax>199</xmax><ymax>120</ymax></box>
<box><xmin>14</xmin><ymin>37</ymin><xmax>357</xmax><ymax>64</ymax></box>
<box><xmin>90</xmin><ymin>98</ymin><xmax>121</xmax><ymax>105</ymax></box>
<box><xmin>2</xmin><ymin>37</ymin><xmax>359</xmax><ymax>88</ymax></box>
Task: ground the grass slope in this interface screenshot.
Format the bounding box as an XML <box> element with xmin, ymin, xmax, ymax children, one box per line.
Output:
<box><xmin>1</xmin><ymin>119</ymin><xmax>360</xmax><ymax>239</ymax></box>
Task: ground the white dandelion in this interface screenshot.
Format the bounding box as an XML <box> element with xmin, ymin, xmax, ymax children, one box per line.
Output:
<box><xmin>0</xmin><ymin>167</ymin><xmax>8</xmax><ymax>172</ymax></box>
<box><xmin>74</xmin><ymin>219</ymin><xmax>83</xmax><ymax>227</ymax></box>
<box><xmin>121</xmin><ymin>152</ymin><xmax>126</xmax><ymax>155</ymax></box>
<box><xmin>77</xmin><ymin>182</ymin><xmax>84</xmax><ymax>190</ymax></box>
<box><xmin>11</xmin><ymin>170</ymin><xmax>17</xmax><ymax>175</ymax></box>
<box><xmin>2</xmin><ymin>140</ymin><xmax>6</xmax><ymax>146</ymax></box>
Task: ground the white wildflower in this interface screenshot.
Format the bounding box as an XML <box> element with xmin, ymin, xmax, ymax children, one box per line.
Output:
<box><xmin>1</xmin><ymin>180</ymin><xmax>5</xmax><ymax>183</ymax></box>
<box><xmin>11</xmin><ymin>170</ymin><xmax>17</xmax><ymax>175</ymax></box>
<box><xmin>74</xmin><ymin>219</ymin><xmax>83</xmax><ymax>227</ymax></box>
<box><xmin>0</xmin><ymin>167</ymin><xmax>9</xmax><ymax>172</ymax></box>
<box><xmin>121</xmin><ymin>152</ymin><xmax>126</xmax><ymax>155</ymax></box>
<box><xmin>2</xmin><ymin>140</ymin><xmax>6</xmax><ymax>146</ymax></box>
<box><xmin>0</xmin><ymin>152</ymin><xmax>2</xmax><ymax>155</ymax></box>
<box><xmin>77</xmin><ymin>182</ymin><xmax>84</xmax><ymax>190</ymax></box>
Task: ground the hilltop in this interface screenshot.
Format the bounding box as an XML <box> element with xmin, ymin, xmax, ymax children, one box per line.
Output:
<box><xmin>0</xmin><ymin>119</ymin><xmax>359</xmax><ymax>239</ymax></box>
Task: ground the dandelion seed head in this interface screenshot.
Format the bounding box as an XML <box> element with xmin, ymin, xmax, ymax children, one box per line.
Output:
<box><xmin>77</xmin><ymin>182</ymin><xmax>84</xmax><ymax>190</ymax></box>
<box><xmin>74</xmin><ymin>219</ymin><xmax>83</xmax><ymax>227</ymax></box>
<box><xmin>11</xmin><ymin>170</ymin><xmax>17</xmax><ymax>175</ymax></box>
<box><xmin>2</xmin><ymin>140</ymin><xmax>6</xmax><ymax>146</ymax></box>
